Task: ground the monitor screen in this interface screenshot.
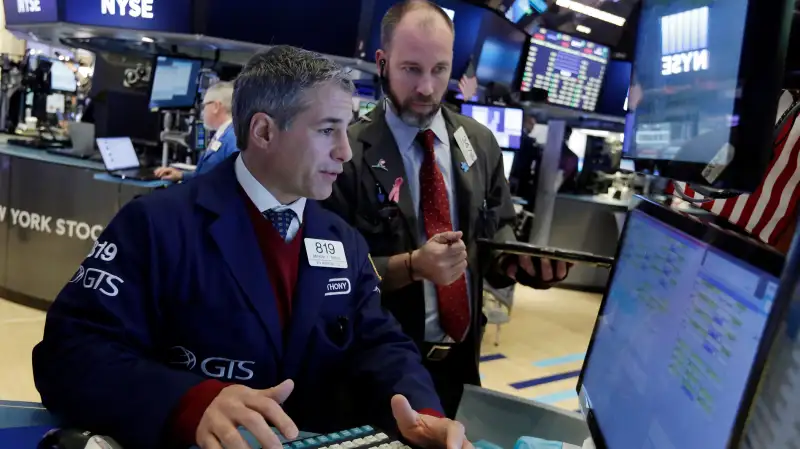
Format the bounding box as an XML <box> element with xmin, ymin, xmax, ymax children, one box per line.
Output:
<box><xmin>520</xmin><ymin>26</ymin><xmax>609</xmax><ymax>112</ymax></box>
<box><xmin>148</xmin><ymin>56</ymin><xmax>203</xmax><ymax>111</ymax></box>
<box><xmin>49</xmin><ymin>60</ymin><xmax>77</xmax><ymax>93</ymax></box>
<box><xmin>580</xmin><ymin>206</ymin><xmax>782</xmax><ymax>449</ymax></box>
<box><xmin>502</xmin><ymin>150</ymin><xmax>516</xmax><ymax>180</ymax></box>
<box><xmin>460</xmin><ymin>103</ymin><xmax>524</xmax><ymax>150</ymax></box>
<box><xmin>597</xmin><ymin>60</ymin><xmax>632</xmax><ymax>117</ymax></box>
<box><xmin>475</xmin><ymin>13</ymin><xmax>527</xmax><ymax>87</ymax></box>
<box><xmin>623</xmin><ymin>0</ymin><xmax>790</xmax><ymax>191</ymax></box>
<box><xmin>97</xmin><ymin>137</ymin><xmax>140</xmax><ymax>171</ymax></box>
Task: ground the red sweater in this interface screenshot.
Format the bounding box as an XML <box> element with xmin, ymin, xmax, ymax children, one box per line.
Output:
<box><xmin>170</xmin><ymin>188</ymin><xmax>303</xmax><ymax>446</ymax></box>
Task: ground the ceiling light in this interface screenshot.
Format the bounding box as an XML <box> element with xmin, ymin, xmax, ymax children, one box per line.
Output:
<box><xmin>576</xmin><ymin>25</ymin><xmax>592</xmax><ymax>34</ymax></box>
<box><xmin>556</xmin><ymin>0</ymin><xmax>626</xmax><ymax>26</ymax></box>
<box><xmin>141</xmin><ymin>36</ymin><xmax>154</xmax><ymax>43</ymax></box>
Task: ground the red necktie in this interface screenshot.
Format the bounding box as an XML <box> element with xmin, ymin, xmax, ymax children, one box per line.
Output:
<box><xmin>416</xmin><ymin>129</ymin><xmax>470</xmax><ymax>342</ymax></box>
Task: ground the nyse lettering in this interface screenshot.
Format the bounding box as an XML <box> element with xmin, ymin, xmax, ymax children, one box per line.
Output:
<box><xmin>201</xmin><ymin>358</ymin><xmax>255</xmax><ymax>380</ymax></box>
<box><xmin>661</xmin><ymin>50</ymin><xmax>709</xmax><ymax>76</ymax></box>
<box><xmin>17</xmin><ymin>0</ymin><xmax>41</xmax><ymax>13</ymax></box>
<box><xmin>71</xmin><ymin>266</ymin><xmax>124</xmax><ymax>297</ymax></box>
<box><xmin>101</xmin><ymin>0</ymin><xmax>155</xmax><ymax>19</ymax></box>
<box><xmin>0</xmin><ymin>205</ymin><xmax>104</xmax><ymax>241</ymax></box>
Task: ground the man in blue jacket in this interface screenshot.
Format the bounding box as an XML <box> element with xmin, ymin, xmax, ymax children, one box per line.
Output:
<box><xmin>33</xmin><ymin>46</ymin><xmax>471</xmax><ymax>449</ymax></box>
<box><xmin>155</xmin><ymin>81</ymin><xmax>239</xmax><ymax>181</ymax></box>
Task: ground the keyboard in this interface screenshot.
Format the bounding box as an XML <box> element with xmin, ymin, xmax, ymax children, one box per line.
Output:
<box><xmin>282</xmin><ymin>426</ymin><xmax>410</xmax><ymax>449</ymax></box>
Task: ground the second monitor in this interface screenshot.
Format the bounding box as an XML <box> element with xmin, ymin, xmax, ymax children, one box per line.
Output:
<box><xmin>148</xmin><ymin>56</ymin><xmax>203</xmax><ymax>111</ymax></box>
<box><xmin>460</xmin><ymin>103</ymin><xmax>524</xmax><ymax>150</ymax></box>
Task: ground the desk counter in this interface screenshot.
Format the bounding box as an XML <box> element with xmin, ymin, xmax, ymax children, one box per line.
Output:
<box><xmin>0</xmin><ymin>143</ymin><xmax>165</xmax><ymax>309</ymax></box>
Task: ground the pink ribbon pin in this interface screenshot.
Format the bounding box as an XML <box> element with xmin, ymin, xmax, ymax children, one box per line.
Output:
<box><xmin>388</xmin><ymin>177</ymin><xmax>404</xmax><ymax>203</ymax></box>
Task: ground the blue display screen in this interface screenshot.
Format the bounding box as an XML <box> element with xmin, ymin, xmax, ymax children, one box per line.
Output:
<box><xmin>4</xmin><ymin>0</ymin><xmax>58</xmax><ymax>24</ymax></box>
<box><xmin>148</xmin><ymin>57</ymin><xmax>202</xmax><ymax>111</ymax></box>
<box><xmin>582</xmin><ymin>210</ymin><xmax>779</xmax><ymax>449</ymax></box>
<box><xmin>63</xmin><ymin>0</ymin><xmax>193</xmax><ymax>33</ymax></box>
<box><xmin>597</xmin><ymin>60</ymin><xmax>632</xmax><ymax>117</ymax></box>
<box><xmin>520</xmin><ymin>26</ymin><xmax>609</xmax><ymax>112</ymax></box>
<box><xmin>460</xmin><ymin>104</ymin><xmax>523</xmax><ymax>150</ymax></box>
<box><xmin>475</xmin><ymin>13</ymin><xmax>526</xmax><ymax>87</ymax></box>
<box><xmin>628</xmin><ymin>2</ymin><xmax>747</xmax><ymax>163</ymax></box>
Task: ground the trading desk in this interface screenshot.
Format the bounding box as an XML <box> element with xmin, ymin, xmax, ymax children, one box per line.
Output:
<box><xmin>0</xmin><ymin>388</ymin><xmax>590</xmax><ymax>448</ymax></box>
<box><xmin>0</xmin><ymin>141</ymin><xmax>167</xmax><ymax>310</ymax></box>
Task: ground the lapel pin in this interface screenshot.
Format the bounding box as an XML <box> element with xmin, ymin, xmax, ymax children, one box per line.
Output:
<box><xmin>460</xmin><ymin>162</ymin><xmax>470</xmax><ymax>173</ymax></box>
<box><xmin>388</xmin><ymin>177</ymin><xmax>404</xmax><ymax>203</ymax></box>
<box><xmin>372</xmin><ymin>159</ymin><xmax>388</xmax><ymax>172</ymax></box>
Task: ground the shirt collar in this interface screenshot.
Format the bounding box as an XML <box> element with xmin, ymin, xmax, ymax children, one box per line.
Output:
<box><xmin>235</xmin><ymin>154</ymin><xmax>306</xmax><ymax>223</ymax></box>
<box><xmin>214</xmin><ymin>119</ymin><xmax>233</xmax><ymax>140</ymax></box>
<box><xmin>384</xmin><ymin>102</ymin><xmax>449</xmax><ymax>153</ymax></box>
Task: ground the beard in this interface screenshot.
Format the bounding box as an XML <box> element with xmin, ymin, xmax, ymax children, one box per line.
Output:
<box><xmin>384</xmin><ymin>67</ymin><xmax>442</xmax><ymax>129</ymax></box>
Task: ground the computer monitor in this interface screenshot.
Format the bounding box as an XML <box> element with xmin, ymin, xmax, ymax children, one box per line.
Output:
<box><xmin>578</xmin><ymin>199</ymin><xmax>785</xmax><ymax>449</ymax></box>
<box><xmin>625</xmin><ymin>0</ymin><xmax>794</xmax><ymax>192</ymax></box>
<box><xmin>502</xmin><ymin>150</ymin><xmax>516</xmax><ymax>180</ymax></box>
<box><xmin>148</xmin><ymin>56</ymin><xmax>203</xmax><ymax>111</ymax></box>
<box><xmin>49</xmin><ymin>60</ymin><xmax>77</xmax><ymax>93</ymax></box>
<box><xmin>518</xmin><ymin>26</ymin><xmax>610</xmax><ymax>112</ymax></box>
<box><xmin>460</xmin><ymin>103</ymin><xmax>524</xmax><ymax>150</ymax></box>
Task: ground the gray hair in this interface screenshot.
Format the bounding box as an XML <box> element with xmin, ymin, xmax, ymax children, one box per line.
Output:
<box><xmin>203</xmin><ymin>81</ymin><xmax>234</xmax><ymax>112</ymax></box>
<box><xmin>232</xmin><ymin>46</ymin><xmax>355</xmax><ymax>150</ymax></box>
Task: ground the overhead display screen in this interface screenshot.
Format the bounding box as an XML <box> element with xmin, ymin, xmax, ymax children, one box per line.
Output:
<box><xmin>4</xmin><ymin>0</ymin><xmax>58</xmax><ymax>24</ymax></box>
<box><xmin>520</xmin><ymin>26</ymin><xmax>610</xmax><ymax>112</ymax></box>
<box><xmin>63</xmin><ymin>0</ymin><xmax>193</xmax><ymax>34</ymax></box>
<box><xmin>627</xmin><ymin>3</ymin><xmax>743</xmax><ymax>164</ymax></box>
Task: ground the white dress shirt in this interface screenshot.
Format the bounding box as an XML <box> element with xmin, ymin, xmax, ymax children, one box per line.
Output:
<box><xmin>235</xmin><ymin>154</ymin><xmax>306</xmax><ymax>241</ymax></box>
<box><xmin>384</xmin><ymin>104</ymin><xmax>473</xmax><ymax>343</ymax></box>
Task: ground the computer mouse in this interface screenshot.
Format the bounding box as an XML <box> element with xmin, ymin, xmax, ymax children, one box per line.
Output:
<box><xmin>38</xmin><ymin>428</ymin><xmax>123</xmax><ymax>449</ymax></box>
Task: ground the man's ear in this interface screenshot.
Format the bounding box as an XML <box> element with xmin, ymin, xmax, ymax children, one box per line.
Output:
<box><xmin>249</xmin><ymin>112</ymin><xmax>275</xmax><ymax>151</ymax></box>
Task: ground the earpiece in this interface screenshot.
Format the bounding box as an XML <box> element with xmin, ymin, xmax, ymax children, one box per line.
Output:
<box><xmin>378</xmin><ymin>59</ymin><xmax>389</xmax><ymax>97</ymax></box>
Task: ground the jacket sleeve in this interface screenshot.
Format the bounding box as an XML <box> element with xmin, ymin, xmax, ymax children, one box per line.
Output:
<box><xmin>348</xmin><ymin>232</ymin><xmax>443</xmax><ymax>423</ymax></box>
<box><xmin>32</xmin><ymin>199</ymin><xmax>207</xmax><ymax>448</ymax></box>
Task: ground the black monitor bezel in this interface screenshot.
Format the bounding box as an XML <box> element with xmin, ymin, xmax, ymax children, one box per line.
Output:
<box><xmin>626</xmin><ymin>0</ymin><xmax>795</xmax><ymax>193</ymax></box>
<box><xmin>514</xmin><ymin>25</ymin><xmax>611</xmax><ymax>113</ymax></box>
<box><xmin>576</xmin><ymin>198</ymin><xmax>786</xmax><ymax>449</ymax></box>
<box><xmin>459</xmin><ymin>101</ymin><xmax>525</xmax><ymax>151</ymax></box>
<box><xmin>146</xmin><ymin>55</ymin><xmax>205</xmax><ymax>112</ymax></box>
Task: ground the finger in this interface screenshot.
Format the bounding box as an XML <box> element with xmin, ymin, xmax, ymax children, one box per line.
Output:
<box><xmin>520</xmin><ymin>256</ymin><xmax>536</xmax><ymax>276</ymax></box>
<box><xmin>464</xmin><ymin>439</ymin><xmax>476</xmax><ymax>449</ymax></box>
<box><xmin>391</xmin><ymin>395</ymin><xmax>419</xmax><ymax>431</ymax></box>
<box><xmin>237</xmin><ymin>407</ymin><xmax>283</xmax><ymax>449</ymax></box>
<box><xmin>213</xmin><ymin>424</ymin><xmax>250</xmax><ymax>449</ymax></box>
<box><xmin>248</xmin><ymin>397</ymin><xmax>299</xmax><ymax>441</ymax></box>
<box><xmin>539</xmin><ymin>258</ymin><xmax>554</xmax><ymax>282</ymax></box>
<box><xmin>263</xmin><ymin>379</ymin><xmax>295</xmax><ymax>404</ymax></box>
<box><xmin>442</xmin><ymin>249</ymin><xmax>467</xmax><ymax>266</ymax></box>
<box><xmin>444</xmin><ymin>239</ymin><xmax>467</xmax><ymax>253</ymax></box>
<box><xmin>197</xmin><ymin>434</ymin><xmax>224</xmax><ymax>449</ymax></box>
<box><xmin>506</xmin><ymin>262</ymin><xmax>518</xmax><ymax>280</ymax></box>
<box><xmin>154</xmin><ymin>168</ymin><xmax>163</xmax><ymax>175</ymax></box>
<box><xmin>556</xmin><ymin>261</ymin><xmax>568</xmax><ymax>280</ymax></box>
<box><xmin>446</xmin><ymin>421</ymin><xmax>467</xmax><ymax>449</ymax></box>
<box><xmin>433</xmin><ymin>231</ymin><xmax>463</xmax><ymax>244</ymax></box>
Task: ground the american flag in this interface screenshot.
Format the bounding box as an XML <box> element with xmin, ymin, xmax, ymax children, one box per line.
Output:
<box><xmin>666</xmin><ymin>92</ymin><xmax>800</xmax><ymax>246</ymax></box>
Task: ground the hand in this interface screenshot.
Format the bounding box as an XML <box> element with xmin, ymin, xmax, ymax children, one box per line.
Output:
<box><xmin>458</xmin><ymin>76</ymin><xmax>478</xmax><ymax>101</ymax></box>
<box><xmin>412</xmin><ymin>231</ymin><xmax>468</xmax><ymax>286</ymax></box>
<box><xmin>154</xmin><ymin>166</ymin><xmax>184</xmax><ymax>181</ymax></box>
<box><xmin>196</xmin><ymin>380</ymin><xmax>299</xmax><ymax>449</ymax></box>
<box><xmin>506</xmin><ymin>256</ymin><xmax>569</xmax><ymax>283</ymax></box>
<box><xmin>392</xmin><ymin>395</ymin><xmax>473</xmax><ymax>449</ymax></box>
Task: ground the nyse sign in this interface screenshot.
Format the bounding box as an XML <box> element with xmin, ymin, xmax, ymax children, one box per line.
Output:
<box><xmin>17</xmin><ymin>0</ymin><xmax>41</xmax><ymax>13</ymax></box>
<box><xmin>660</xmin><ymin>6</ymin><xmax>710</xmax><ymax>76</ymax></box>
<box><xmin>101</xmin><ymin>0</ymin><xmax>154</xmax><ymax>19</ymax></box>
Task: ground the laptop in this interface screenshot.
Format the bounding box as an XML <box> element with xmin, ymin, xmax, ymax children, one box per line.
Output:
<box><xmin>96</xmin><ymin>137</ymin><xmax>159</xmax><ymax>181</ymax></box>
<box><xmin>576</xmin><ymin>198</ymin><xmax>785</xmax><ymax>449</ymax></box>
<box><xmin>48</xmin><ymin>122</ymin><xmax>96</xmax><ymax>158</ymax></box>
